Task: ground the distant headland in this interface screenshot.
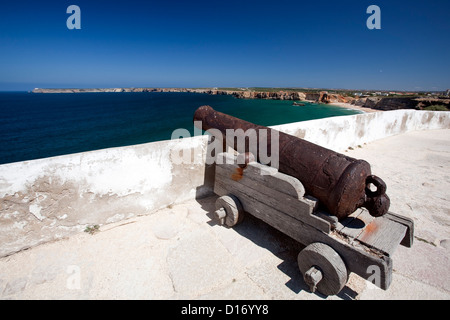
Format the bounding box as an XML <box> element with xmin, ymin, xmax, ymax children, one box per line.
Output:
<box><xmin>32</xmin><ymin>87</ymin><xmax>450</xmax><ymax>112</ymax></box>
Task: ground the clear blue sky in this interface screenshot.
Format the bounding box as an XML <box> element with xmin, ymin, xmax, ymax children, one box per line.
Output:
<box><xmin>1</xmin><ymin>0</ymin><xmax>449</xmax><ymax>91</ymax></box>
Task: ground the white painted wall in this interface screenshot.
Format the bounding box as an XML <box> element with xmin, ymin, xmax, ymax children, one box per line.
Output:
<box><xmin>0</xmin><ymin>136</ymin><xmax>211</xmax><ymax>256</ymax></box>
<box><xmin>273</xmin><ymin>110</ymin><xmax>450</xmax><ymax>152</ymax></box>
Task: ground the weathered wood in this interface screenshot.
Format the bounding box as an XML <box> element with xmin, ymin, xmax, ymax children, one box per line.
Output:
<box><xmin>216</xmin><ymin>152</ymin><xmax>305</xmax><ymax>199</ymax></box>
<box><xmin>214</xmin><ymin>175</ymin><xmax>330</xmax><ymax>233</ymax></box>
<box><xmin>215</xmin><ymin>195</ymin><xmax>244</xmax><ymax>227</ymax></box>
<box><xmin>304</xmin><ymin>195</ymin><xmax>319</xmax><ymax>212</ymax></box>
<box><xmin>384</xmin><ymin>212</ymin><xmax>414</xmax><ymax>248</ymax></box>
<box><xmin>298</xmin><ymin>243</ymin><xmax>348</xmax><ymax>296</ymax></box>
<box><xmin>304</xmin><ymin>267</ymin><xmax>323</xmax><ymax>293</ymax></box>
<box><xmin>215</xmin><ymin>180</ymin><xmax>393</xmax><ymax>290</ymax></box>
<box><xmin>336</xmin><ymin>209</ymin><xmax>363</xmax><ymax>233</ymax></box>
<box><xmin>324</xmin><ymin>233</ymin><xmax>392</xmax><ymax>290</ymax></box>
<box><xmin>339</xmin><ymin>208</ymin><xmax>375</xmax><ymax>239</ymax></box>
<box><xmin>213</xmin><ymin>152</ymin><xmax>401</xmax><ymax>291</ymax></box>
<box><xmin>215</xmin><ymin>166</ymin><xmax>310</xmax><ymax>212</ymax></box>
<box><xmin>215</xmin><ymin>181</ymin><xmax>315</xmax><ymax>236</ymax></box>
<box><xmin>215</xmin><ymin>169</ymin><xmax>330</xmax><ymax>233</ymax></box>
<box><xmin>215</xmin><ymin>154</ymin><xmax>330</xmax><ymax>233</ymax></box>
<box><xmin>214</xmin><ymin>208</ymin><xmax>226</xmax><ymax>225</ymax></box>
<box><xmin>357</xmin><ymin>217</ymin><xmax>408</xmax><ymax>256</ymax></box>
<box><xmin>314</xmin><ymin>210</ymin><xmax>339</xmax><ymax>229</ymax></box>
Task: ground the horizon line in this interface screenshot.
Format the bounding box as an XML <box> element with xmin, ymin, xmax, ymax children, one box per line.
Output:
<box><xmin>2</xmin><ymin>86</ymin><xmax>449</xmax><ymax>93</ymax></box>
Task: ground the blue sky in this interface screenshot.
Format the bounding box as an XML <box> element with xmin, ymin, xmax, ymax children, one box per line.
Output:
<box><xmin>0</xmin><ymin>0</ymin><xmax>449</xmax><ymax>91</ymax></box>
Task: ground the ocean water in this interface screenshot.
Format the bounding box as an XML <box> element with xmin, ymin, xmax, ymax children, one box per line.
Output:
<box><xmin>0</xmin><ymin>92</ymin><xmax>360</xmax><ymax>165</ymax></box>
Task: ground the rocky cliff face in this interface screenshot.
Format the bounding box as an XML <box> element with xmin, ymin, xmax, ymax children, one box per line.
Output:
<box><xmin>232</xmin><ymin>90</ymin><xmax>307</xmax><ymax>100</ymax></box>
<box><xmin>350</xmin><ymin>96</ymin><xmax>450</xmax><ymax>111</ymax></box>
<box><xmin>32</xmin><ymin>87</ymin><xmax>350</xmax><ymax>104</ymax></box>
<box><xmin>315</xmin><ymin>91</ymin><xmax>349</xmax><ymax>104</ymax></box>
<box><xmin>230</xmin><ymin>90</ymin><xmax>348</xmax><ymax>103</ymax></box>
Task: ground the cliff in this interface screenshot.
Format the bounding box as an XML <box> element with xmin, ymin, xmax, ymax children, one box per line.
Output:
<box><xmin>33</xmin><ymin>88</ymin><xmax>165</xmax><ymax>93</ymax></box>
<box><xmin>32</xmin><ymin>88</ymin><xmax>349</xmax><ymax>104</ymax></box>
<box><xmin>350</xmin><ymin>96</ymin><xmax>450</xmax><ymax>111</ymax></box>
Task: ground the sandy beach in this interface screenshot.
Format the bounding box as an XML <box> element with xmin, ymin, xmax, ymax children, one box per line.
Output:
<box><xmin>329</xmin><ymin>102</ymin><xmax>378</xmax><ymax>113</ymax></box>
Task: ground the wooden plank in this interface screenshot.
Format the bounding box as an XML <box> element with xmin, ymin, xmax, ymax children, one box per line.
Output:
<box><xmin>313</xmin><ymin>210</ymin><xmax>338</xmax><ymax>230</ymax></box>
<box><xmin>216</xmin><ymin>152</ymin><xmax>305</xmax><ymax>199</ymax></box>
<box><xmin>214</xmin><ymin>181</ymin><xmax>322</xmax><ymax>240</ymax></box>
<box><xmin>335</xmin><ymin>209</ymin><xmax>362</xmax><ymax>233</ymax></box>
<box><xmin>339</xmin><ymin>208</ymin><xmax>375</xmax><ymax>239</ymax></box>
<box><xmin>384</xmin><ymin>212</ymin><xmax>414</xmax><ymax>248</ymax></box>
<box><xmin>215</xmin><ymin>168</ymin><xmax>330</xmax><ymax>233</ymax></box>
<box><xmin>357</xmin><ymin>217</ymin><xmax>408</xmax><ymax>256</ymax></box>
<box><xmin>215</xmin><ymin>166</ymin><xmax>311</xmax><ymax>213</ymax></box>
<box><xmin>215</xmin><ymin>166</ymin><xmax>314</xmax><ymax>217</ymax></box>
<box><xmin>216</xmin><ymin>153</ymin><xmax>330</xmax><ymax>231</ymax></box>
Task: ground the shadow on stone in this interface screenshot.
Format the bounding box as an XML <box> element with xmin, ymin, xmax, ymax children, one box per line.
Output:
<box><xmin>194</xmin><ymin>195</ymin><xmax>360</xmax><ymax>299</ymax></box>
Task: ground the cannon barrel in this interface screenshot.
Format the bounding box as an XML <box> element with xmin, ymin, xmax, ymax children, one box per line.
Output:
<box><xmin>194</xmin><ymin>105</ymin><xmax>389</xmax><ymax>220</ymax></box>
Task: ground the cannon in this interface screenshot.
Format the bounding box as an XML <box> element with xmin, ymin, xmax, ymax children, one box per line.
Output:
<box><xmin>193</xmin><ymin>106</ymin><xmax>414</xmax><ymax>296</ymax></box>
<box><xmin>194</xmin><ymin>105</ymin><xmax>390</xmax><ymax>220</ymax></box>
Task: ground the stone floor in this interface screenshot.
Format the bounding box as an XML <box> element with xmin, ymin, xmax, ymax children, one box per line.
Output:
<box><xmin>1</xmin><ymin>129</ymin><xmax>449</xmax><ymax>300</ymax></box>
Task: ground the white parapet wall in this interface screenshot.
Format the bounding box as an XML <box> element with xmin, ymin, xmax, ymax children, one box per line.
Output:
<box><xmin>0</xmin><ymin>109</ymin><xmax>449</xmax><ymax>257</ymax></box>
<box><xmin>0</xmin><ymin>136</ymin><xmax>212</xmax><ymax>257</ymax></box>
<box><xmin>273</xmin><ymin>109</ymin><xmax>450</xmax><ymax>152</ymax></box>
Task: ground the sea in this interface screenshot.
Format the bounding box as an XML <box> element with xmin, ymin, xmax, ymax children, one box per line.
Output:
<box><xmin>0</xmin><ymin>91</ymin><xmax>360</xmax><ymax>165</ymax></box>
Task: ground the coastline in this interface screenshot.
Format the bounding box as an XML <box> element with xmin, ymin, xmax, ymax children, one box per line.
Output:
<box><xmin>31</xmin><ymin>87</ymin><xmax>380</xmax><ymax>113</ymax></box>
<box><xmin>29</xmin><ymin>88</ymin><xmax>450</xmax><ymax>113</ymax></box>
<box><xmin>328</xmin><ymin>102</ymin><xmax>379</xmax><ymax>113</ymax></box>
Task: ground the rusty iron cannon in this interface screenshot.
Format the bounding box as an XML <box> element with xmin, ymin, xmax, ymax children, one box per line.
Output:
<box><xmin>193</xmin><ymin>105</ymin><xmax>390</xmax><ymax>220</ymax></box>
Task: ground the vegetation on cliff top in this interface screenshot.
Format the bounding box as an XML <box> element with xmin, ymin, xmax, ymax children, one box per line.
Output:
<box><xmin>423</xmin><ymin>105</ymin><xmax>449</xmax><ymax>111</ymax></box>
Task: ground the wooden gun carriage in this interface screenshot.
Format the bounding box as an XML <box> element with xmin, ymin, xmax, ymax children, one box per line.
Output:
<box><xmin>213</xmin><ymin>152</ymin><xmax>414</xmax><ymax>296</ymax></box>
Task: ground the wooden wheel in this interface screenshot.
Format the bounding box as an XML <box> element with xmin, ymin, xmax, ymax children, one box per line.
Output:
<box><xmin>214</xmin><ymin>195</ymin><xmax>244</xmax><ymax>227</ymax></box>
<box><xmin>298</xmin><ymin>242</ymin><xmax>348</xmax><ymax>296</ymax></box>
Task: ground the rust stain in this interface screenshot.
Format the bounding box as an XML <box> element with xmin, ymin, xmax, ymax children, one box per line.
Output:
<box><xmin>364</xmin><ymin>221</ymin><xmax>378</xmax><ymax>235</ymax></box>
<box><xmin>231</xmin><ymin>167</ymin><xmax>244</xmax><ymax>181</ymax></box>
